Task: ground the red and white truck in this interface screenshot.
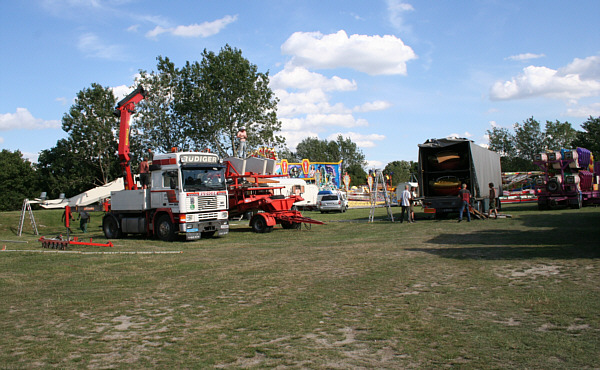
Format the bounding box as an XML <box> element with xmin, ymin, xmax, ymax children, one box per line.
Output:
<box><xmin>102</xmin><ymin>87</ymin><xmax>229</xmax><ymax>241</ymax></box>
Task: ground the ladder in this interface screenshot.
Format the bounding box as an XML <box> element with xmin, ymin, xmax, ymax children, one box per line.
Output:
<box><xmin>18</xmin><ymin>199</ymin><xmax>39</xmax><ymax>236</ymax></box>
<box><xmin>368</xmin><ymin>170</ymin><xmax>395</xmax><ymax>222</ymax></box>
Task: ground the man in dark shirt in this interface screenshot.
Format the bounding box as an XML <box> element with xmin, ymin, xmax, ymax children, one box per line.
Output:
<box><xmin>139</xmin><ymin>157</ymin><xmax>150</xmax><ymax>189</ymax></box>
<box><xmin>458</xmin><ymin>183</ymin><xmax>471</xmax><ymax>222</ymax></box>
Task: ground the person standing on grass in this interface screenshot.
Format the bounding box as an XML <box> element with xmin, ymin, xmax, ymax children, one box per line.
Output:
<box><xmin>400</xmin><ymin>184</ymin><xmax>413</xmax><ymax>223</ymax></box>
<box><xmin>78</xmin><ymin>210</ymin><xmax>90</xmax><ymax>233</ymax></box>
<box><xmin>410</xmin><ymin>186</ymin><xmax>417</xmax><ymax>222</ymax></box>
<box><xmin>488</xmin><ymin>182</ymin><xmax>498</xmax><ymax>219</ymax></box>
<box><xmin>458</xmin><ymin>183</ymin><xmax>471</xmax><ymax>222</ymax></box>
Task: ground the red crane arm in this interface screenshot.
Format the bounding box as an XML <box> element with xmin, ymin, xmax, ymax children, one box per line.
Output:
<box><xmin>115</xmin><ymin>86</ymin><xmax>146</xmax><ymax>190</ymax></box>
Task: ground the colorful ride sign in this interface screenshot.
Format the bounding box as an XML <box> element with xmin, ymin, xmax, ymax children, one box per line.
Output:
<box><xmin>276</xmin><ymin>159</ymin><xmax>343</xmax><ymax>189</ymax></box>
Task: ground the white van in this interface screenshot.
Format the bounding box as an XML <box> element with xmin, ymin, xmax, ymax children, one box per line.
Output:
<box><xmin>316</xmin><ymin>190</ymin><xmax>348</xmax><ymax>213</ymax></box>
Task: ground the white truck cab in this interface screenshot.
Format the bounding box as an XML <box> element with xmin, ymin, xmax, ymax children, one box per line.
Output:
<box><xmin>105</xmin><ymin>151</ymin><xmax>229</xmax><ymax>241</ymax></box>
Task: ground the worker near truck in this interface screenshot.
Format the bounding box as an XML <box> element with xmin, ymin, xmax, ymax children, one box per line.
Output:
<box><xmin>488</xmin><ymin>182</ymin><xmax>498</xmax><ymax>219</ymax></box>
<box><xmin>139</xmin><ymin>157</ymin><xmax>150</xmax><ymax>189</ymax></box>
<box><xmin>458</xmin><ymin>183</ymin><xmax>471</xmax><ymax>222</ymax></box>
<box><xmin>77</xmin><ymin>210</ymin><xmax>90</xmax><ymax>233</ymax></box>
<box><xmin>400</xmin><ymin>185</ymin><xmax>413</xmax><ymax>223</ymax></box>
<box><xmin>237</xmin><ymin>126</ymin><xmax>247</xmax><ymax>158</ymax></box>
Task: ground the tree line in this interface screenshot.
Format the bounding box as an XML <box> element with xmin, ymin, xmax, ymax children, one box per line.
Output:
<box><xmin>0</xmin><ymin>45</ymin><xmax>370</xmax><ymax>211</ymax></box>
<box><xmin>3</xmin><ymin>43</ymin><xmax>598</xmax><ymax>211</ymax></box>
<box><xmin>486</xmin><ymin>116</ymin><xmax>600</xmax><ymax>171</ymax></box>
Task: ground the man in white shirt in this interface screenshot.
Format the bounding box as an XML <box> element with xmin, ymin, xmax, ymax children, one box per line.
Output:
<box><xmin>237</xmin><ymin>127</ymin><xmax>247</xmax><ymax>158</ymax></box>
<box><xmin>400</xmin><ymin>185</ymin><xmax>413</xmax><ymax>223</ymax></box>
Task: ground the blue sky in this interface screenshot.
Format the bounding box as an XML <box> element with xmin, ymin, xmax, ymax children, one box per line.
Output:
<box><xmin>1</xmin><ymin>0</ymin><xmax>599</xmax><ymax>168</ymax></box>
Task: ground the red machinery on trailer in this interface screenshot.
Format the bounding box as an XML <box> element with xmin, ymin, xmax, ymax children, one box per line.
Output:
<box><xmin>225</xmin><ymin>160</ymin><xmax>324</xmax><ymax>233</ymax></box>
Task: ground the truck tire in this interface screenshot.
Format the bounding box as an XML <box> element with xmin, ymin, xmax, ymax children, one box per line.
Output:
<box><xmin>103</xmin><ymin>214</ymin><xmax>123</xmax><ymax>239</ymax></box>
<box><xmin>156</xmin><ymin>214</ymin><xmax>176</xmax><ymax>242</ymax></box>
<box><xmin>251</xmin><ymin>215</ymin><xmax>270</xmax><ymax>233</ymax></box>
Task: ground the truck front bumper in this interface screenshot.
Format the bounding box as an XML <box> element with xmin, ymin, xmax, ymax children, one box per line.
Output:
<box><xmin>181</xmin><ymin>220</ymin><xmax>229</xmax><ymax>240</ymax></box>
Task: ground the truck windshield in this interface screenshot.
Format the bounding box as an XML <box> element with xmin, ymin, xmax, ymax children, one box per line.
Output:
<box><xmin>182</xmin><ymin>167</ymin><xmax>226</xmax><ymax>192</ymax></box>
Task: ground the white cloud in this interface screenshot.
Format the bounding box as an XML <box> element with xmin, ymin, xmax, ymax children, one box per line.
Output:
<box><xmin>275</xmin><ymin>89</ymin><xmax>350</xmax><ymax>117</ymax></box>
<box><xmin>270</xmin><ymin>64</ymin><xmax>356</xmax><ymax>92</ymax></box>
<box><xmin>281</xmin><ymin>30</ymin><xmax>417</xmax><ymax>75</ymax></box>
<box><xmin>560</xmin><ymin>55</ymin><xmax>600</xmax><ymax>80</ymax></box>
<box><xmin>366</xmin><ymin>160</ymin><xmax>384</xmax><ymax>169</ymax></box>
<box><xmin>353</xmin><ymin>100</ymin><xmax>392</xmax><ymax>112</ymax></box>
<box><xmin>326</xmin><ymin>131</ymin><xmax>386</xmax><ymax>148</ymax></box>
<box><xmin>280</xmin><ymin>114</ymin><xmax>369</xmax><ymax>131</ymax></box>
<box><xmin>386</xmin><ymin>0</ymin><xmax>414</xmax><ymax>33</ymax></box>
<box><xmin>111</xmin><ymin>84</ymin><xmax>133</xmax><ymax>101</ymax></box>
<box><xmin>0</xmin><ymin>108</ymin><xmax>61</xmax><ymax>131</ymax></box>
<box><xmin>447</xmin><ymin>132</ymin><xmax>472</xmax><ymax>139</ymax></box>
<box><xmin>566</xmin><ymin>102</ymin><xmax>600</xmax><ymax>117</ymax></box>
<box><xmin>78</xmin><ymin>33</ymin><xmax>125</xmax><ymax>60</ymax></box>
<box><xmin>22</xmin><ymin>151</ymin><xmax>40</xmax><ymax>163</ymax></box>
<box><xmin>505</xmin><ymin>53</ymin><xmax>545</xmax><ymax>61</ymax></box>
<box><xmin>146</xmin><ymin>15</ymin><xmax>237</xmax><ymax>38</ymax></box>
<box><xmin>279</xmin><ymin>131</ymin><xmax>320</xmax><ymax>150</ymax></box>
<box><xmin>490</xmin><ymin>55</ymin><xmax>600</xmax><ymax>100</ymax></box>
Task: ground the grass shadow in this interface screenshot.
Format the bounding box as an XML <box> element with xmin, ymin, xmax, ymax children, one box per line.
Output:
<box><xmin>413</xmin><ymin>209</ymin><xmax>600</xmax><ymax>260</ymax></box>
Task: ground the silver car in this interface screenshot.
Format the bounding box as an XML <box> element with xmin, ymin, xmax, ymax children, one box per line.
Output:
<box><xmin>317</xmin><ymin>191</ymin><xmax>348</xmax><ymax>213</ymax></box>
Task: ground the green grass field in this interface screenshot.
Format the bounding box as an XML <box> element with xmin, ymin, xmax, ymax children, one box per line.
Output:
<box><xmin>1</xmin><ymin>203</ymin><xmax>599</xmax><ymax>368</ymax></box>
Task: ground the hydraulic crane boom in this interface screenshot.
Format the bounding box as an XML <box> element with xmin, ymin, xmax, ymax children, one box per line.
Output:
<box><xmin>114</xmin><ymin>86</ymin><xmax>146</xmax><ymax>190</ymax></box>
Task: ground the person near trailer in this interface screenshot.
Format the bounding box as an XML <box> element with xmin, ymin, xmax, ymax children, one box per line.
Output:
<box><xmin>61</xmin><ymin>206</ymin><xmax>75</xmax><ymax>234</ymax></box>
<box><xmin>488</xmin><ymin>182</ymin><xmax>498</xmax><ymax>219</ymax></box>
<box><xmin>237</xmin><ymin>126</ymin><xmax>247</xmax><ymax>158</ymax></box>
<box><xmin>400</xmin><ymin>184</ymin><xmax>413</xmax><ymax>223</ymax></box>
<box><xmin>458</xmin><ymin>183</ymin><xmax>471</xmax><ymax>222</ymax></box>
<box><xmin>410</xmin><ymin>186</ymin><xmax>417</xmax><ymax>222</ymax></box>
<box><xmin>77</xmin><ymin>210</ymin><xmax>91</xmax><ymax>233</ymax></box>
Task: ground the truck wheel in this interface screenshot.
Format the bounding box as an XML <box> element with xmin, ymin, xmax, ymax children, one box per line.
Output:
<box><xmin>251</xmin><ymin>215</ymin><xmax>269</xmax><ymax>233</ymax></box>
<box><xmin>103</xmin><ymin>215</ymin><xmax>122</xmax><ymax>239</ymax></box>
<box><xmin>156</xmin><ymin>215</ymin><xmax>176</xmax><ymax>242</ymax></box>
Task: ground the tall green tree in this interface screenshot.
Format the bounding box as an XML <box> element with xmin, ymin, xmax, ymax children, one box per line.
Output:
<box><xmin>383</xmin><ymin>160</ymin><xmax>418</xmax><ymax>185</ymax></box>
<box><xmin>346</xmin><ymin>163</ymin><xmax>367</xmax><ymax>187</ymax></box>
<box><xmin>486</xmin><ymin>126</ymin><xmax>516</xmax><ymax>157</ymax></box>
<box><xmin>295</xmin><ymin>137</ymin><xmax>333</xmax><ymax>162</ymax></box>
<box><xmin>335</xmin><ymin>135</ymin><xmax>366</xmax><ymax>170</ymax></box>
<box><xmin>36</xmin><ymin>139</ymin><xmax>91</xmax><ymax>198</ymax></box>
<box><xmin>61</xmin><ymin>83</ymin><xmax>120</xmax><ymax>185</ymax></box>
<box><xmin>0</xmin><ymin>150</ymin><xmax>39</xmax><ymax>211</ymax></box>
<box><xmin>295</xmin><ymin>135</ymin><xmax>367</xmax><ymax>186</ymax></box>
<box><xmin>572</xmin><ymin>116</ymin><xmax>600</xmax><ymax>155</ymax></box>
<box><xmin>180</xmin><ymin>45</ymin><xmax>285</xmax><ymax>157</ymax></box>
<box><xmin>513</xmin><ymin>117</ymin><xmax>545</xmax><ymax>162</ymax></box>
<box><xmin>135</xmin><ymin>56</ymin><xmax>193</xmax><ymax>153</ymax></box>
<box><xmin>544</xmin><ymin>120</ymin><xmax>577</xmax><ymax>151</ymax></box>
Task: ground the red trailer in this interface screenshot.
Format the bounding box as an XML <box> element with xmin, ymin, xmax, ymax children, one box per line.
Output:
<box><xmin>225</xmin><ymin>160</ymin><xmax>324</xmax><ymax>233</ymax></box>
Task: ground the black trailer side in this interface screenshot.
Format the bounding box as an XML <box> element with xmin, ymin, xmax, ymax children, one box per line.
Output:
<box><xmin>418</xmin><ymin>138</ymin><xmax>502</xmax><ymax>216</ymax></box>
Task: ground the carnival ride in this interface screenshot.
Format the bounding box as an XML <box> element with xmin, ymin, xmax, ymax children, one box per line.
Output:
<box><xmin>534</xmin><ymin>147</ymin><xmax>600</xmax><ymax>209</ymax></box>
